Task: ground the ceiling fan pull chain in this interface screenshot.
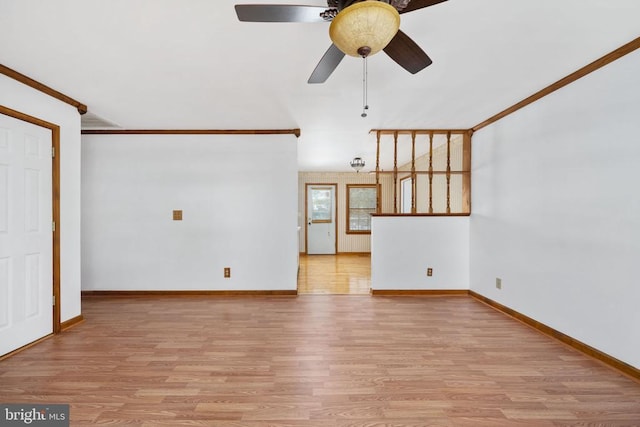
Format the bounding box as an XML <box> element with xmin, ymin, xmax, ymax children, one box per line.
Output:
<box><xmin>361</xmin><ymin>56</ymin><xmax>369</xmax><ymax>118</ymax></box>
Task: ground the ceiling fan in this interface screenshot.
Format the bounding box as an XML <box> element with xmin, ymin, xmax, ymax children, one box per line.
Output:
<box><xmin>235</xmin><ymin>0</ymin><xmax>447</xmax><ymax>83</ymax></box>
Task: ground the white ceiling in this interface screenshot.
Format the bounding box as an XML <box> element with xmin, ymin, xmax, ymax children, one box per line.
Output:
<box><xmin>1</xmin><ymin>0</ymin><xmax>639</xmax><ymax>171</ymax></box>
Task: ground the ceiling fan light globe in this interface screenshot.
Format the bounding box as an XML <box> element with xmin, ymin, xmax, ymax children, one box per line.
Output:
<box><xmin>329</xmin><ymin>0</ymin><xmax>400</xmax><ymax>57</ymax></box>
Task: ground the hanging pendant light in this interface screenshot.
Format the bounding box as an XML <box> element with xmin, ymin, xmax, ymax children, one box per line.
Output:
<box><xmin>350</xmin><ymin>157</ymin><xmax>366</xmax><ymax>172</ymax></box>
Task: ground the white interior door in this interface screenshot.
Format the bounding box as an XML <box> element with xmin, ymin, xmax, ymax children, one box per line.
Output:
<box><xmin>0</xmin><ymin>114</ymin><xmax>53</xmax><ymax>356</ymax></box>
<box><xmin>306</xmin><ymin>184</ymin><xmax>336</xmax><ymax>254</ymax></box>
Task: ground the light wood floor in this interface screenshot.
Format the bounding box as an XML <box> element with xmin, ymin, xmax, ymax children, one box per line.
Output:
<box><xmin>1</xmin><ymin>294</ymin><xmax>639</xmax><ymax>425</ymax></box>
<box><xmin>298</xmin><ymin>254</ymin><xmax>371</xmax><ymax>295</ymax></box>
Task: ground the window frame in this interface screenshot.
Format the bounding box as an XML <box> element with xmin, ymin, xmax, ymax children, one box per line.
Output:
<box><xmin>309</xmin><ymin>187</ymin><xmax>333</xmax><ymax>224</ymax></box>
<box><xmin>346</xmin><ymin>184</ymin><xmax>379</xmax><ymax>235</ymax></box>
<box><xmin>400</xmin><ymin>175</ymin><xmax>413</xmax><ymax>214</ymax></box>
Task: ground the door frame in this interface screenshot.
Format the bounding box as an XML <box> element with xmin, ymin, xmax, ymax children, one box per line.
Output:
<box><xmin>304</xmin><ymin>183</ymin><xmax>338</xmax><ymax>254</ymax></box>
<box><xmin>0</xmin><ymin>105</ymin><xmax>61</xmax><ymax>334</ymax></box>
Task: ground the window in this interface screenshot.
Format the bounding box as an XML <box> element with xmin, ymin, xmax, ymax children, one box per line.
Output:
<box><xmin>347</xmin><ymin>184</ymin><xmax>378</xmax><ymax>234</ymax></box>
<box><xmin>400</xmin><ymin>177</ymin><xmax>413</xmax><ymax>213</ymax></box>
<box><xmin>310</xmin><ymin>187</ymin><xmax>332</xmax><ymax>223</ymax></box>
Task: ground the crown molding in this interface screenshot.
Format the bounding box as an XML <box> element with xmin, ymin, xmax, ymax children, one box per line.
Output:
<box><xmin>0</xmin><ymin>64</ymin><xmax>88</xmax><ymax>114</ymax></box>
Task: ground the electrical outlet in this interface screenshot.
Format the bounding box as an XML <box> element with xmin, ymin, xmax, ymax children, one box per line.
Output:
<box><xmin>496</xmin><ymin>277</ymin><xmax>502</xmax><ymax>289</ymax></box>
<box><xmin>224</xmin><ymin>267</ymin><xmax>231</xmax><ymax>278</ymax></box>
<box><xmin>427</xmin><ymin>268</ymin><xmax>433</xmax><ymax>277</ymax></box>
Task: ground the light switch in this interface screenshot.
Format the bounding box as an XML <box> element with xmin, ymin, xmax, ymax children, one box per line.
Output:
<box><xmin>173</xmin><ymin>210</ymin><xmax>183</xmax><ymax>221</ymax></box>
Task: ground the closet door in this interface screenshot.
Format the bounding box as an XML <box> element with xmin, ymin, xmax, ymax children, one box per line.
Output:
<box><xmin>0</xmin><ymin>113</ymin><xmax>53</xmax><ymax>356</ymax></box>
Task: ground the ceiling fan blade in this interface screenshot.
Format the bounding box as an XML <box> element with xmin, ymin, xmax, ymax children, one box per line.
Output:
<box><xmin>400</xmin><ymin>0</ymin><xmax>447</xmax><ymax>14</ymax></box>
<box><xmin>340</xmin><ymin>0</ymin><xmax>357</xmax><ymax>9</ymax></box>
<box><xmin>308</xmin><ymin>44</ymin><xmax>345</xmax><ymax>84</ymax></box>
<box><xmin>383</xmin><ymin>29</ymin><xmax>432</xmax><ymax>74</ymax></box>
<box><xmin>235</xmin><ymin>5</ymin><xmax>329</xmax><ymax>22</ymax></box>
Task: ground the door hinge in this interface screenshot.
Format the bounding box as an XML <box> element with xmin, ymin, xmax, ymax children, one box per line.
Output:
<box><xmin>52</xmin><ymin>221</ymin><xmax>56</xmax><ymax>232</ymax></box>
<box><xmin>51</xmin><ymin>147</ymin><xmax>55</xmax><ymax>158</ymax></box>
<box><xmin>52</xmin><ymin>295</ymin><xmax>55</xmax><ymax>306</ymax></box>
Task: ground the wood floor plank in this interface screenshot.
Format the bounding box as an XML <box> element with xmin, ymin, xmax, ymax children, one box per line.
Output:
<box><xmin>1</xmin><ymin>290</ymin><xmax>639</xmax><ymax>425</ymax></box>
<box><xmin>298</xmin><ymin>254</ymin><xmax>371</xmax><ymax>294</ymax></box>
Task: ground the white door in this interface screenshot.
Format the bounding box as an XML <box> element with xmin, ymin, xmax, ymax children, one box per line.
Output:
<box><xmin>0</xmin><ymin>114</ymin><xmax>53</xmax><ymax>356</ymax></box>
<box><xmin>306</xmin><ymin>184</ymin><xmax>336</xmax><ymax>254</ymax></box>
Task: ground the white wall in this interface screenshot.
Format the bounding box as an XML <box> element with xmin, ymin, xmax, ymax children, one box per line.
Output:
<box><xmin>82</xmin><ymin>134</ymin><xmax>298</xmax><ymax>291</ymax></box>
<box><xmin>471</xmin><ymin>50</ymin><xmax>640</xmax><ymax>368</ymax></box>
<box><xmin>0</xmin><ymin>75</ymin><xmax>82</xmax><ymax>322</ymax></box>
<box><xmin>371</xmin><ymin>216</ymin><xmax>469</xmax><ymax>290</ymax></box>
